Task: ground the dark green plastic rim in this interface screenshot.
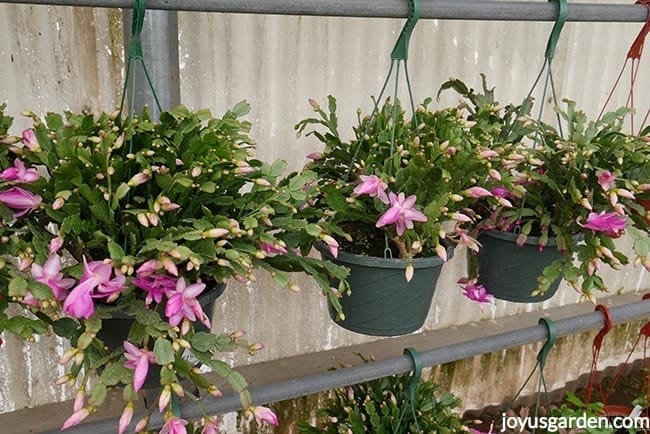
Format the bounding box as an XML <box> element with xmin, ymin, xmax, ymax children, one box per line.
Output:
<box><xmin>317</xmin><ymin>243</ymin><xmax>453</xmax><ymax>269</ymax></box>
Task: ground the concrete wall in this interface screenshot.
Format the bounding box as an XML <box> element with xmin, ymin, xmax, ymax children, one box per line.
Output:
<box><xmin>0</xmin><ymin>1</ymin><xmax>649</xmax><ymax>431</ymax></box>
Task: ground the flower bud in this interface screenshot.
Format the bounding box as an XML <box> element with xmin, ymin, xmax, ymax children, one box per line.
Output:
<box><xmin>127</xmin><ymin>172</ymin><xmax>150</xmax><ymax>187</ymax></box>
<box><xmin>204</xmin><ymin>228</ymin><xmax>229</xmax><ymax>238</ymax></box>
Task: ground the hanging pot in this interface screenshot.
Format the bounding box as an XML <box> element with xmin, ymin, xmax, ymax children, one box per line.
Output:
<box><xmin>318</xmin><ymin>245</ymin><xmax>452</xmax><ymax>337</ymax></box>
<box><xmin>96</xmin><ymin>282</ymin><xmax>226</xmax><ymax>389</ymax></box>
<box><xmin>475</xmin><ymin>230</ymin><xmax>576</xmax><ymax>303</ymax></box>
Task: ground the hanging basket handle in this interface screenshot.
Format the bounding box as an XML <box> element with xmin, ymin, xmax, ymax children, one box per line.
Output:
<box><xmin>545</xmin><ymin>0</ymin><xmax>569</xmax><ymax>60</ymax></box>
<box><xmin>627</xmin><ymin>0</ymin><xmax>650</xmax><ymax>59</ymax></box>
<box><xmin>391</xmin><ymin>0</ymin><xmax>421</xmax><ymax>61</ymax></box>
<box><xmin>593</xmin><ymin>304</ymin><xmax>613</xmax><ymax>351</ymax></box>
<box><xmin>537</xmin><ymin>317</ymin><xmax>557</xmax><ymax>368</ymax></box>
<box><xmin>403</xmin><ymin>347</ymin><xmax>422</xmax><ymax>401</ymax></box>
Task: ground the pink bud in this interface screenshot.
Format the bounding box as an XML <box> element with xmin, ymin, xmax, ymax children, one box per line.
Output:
<box><xmin>435</xmin><ymin>244</ymin><xmax>448</xmax><ymax>261</ymax></box>
<box><xmin>320</xmin><ymin>234</ymin><xmax>339</xmax><ymax>258</ymax></box>
<box><xmin>488</xmin><ymin>168</ymin><xmax>501</xmax><ymax>181</ymax></box>
<box><xmin>158</xmin><ymin>386</ymin><xmax>171</xmax><ymax>413</ymax></box>
<box><xmin>405</xmin><ymin>264</ymin><xmax>414</xmax><ymax>282</ymax></box>
<box><xmin>118</xmin><ymin>403</ymin><xmax>134</xmax><ymax>434</ymax></box>
<box><xmin>50</xmin><ymin>236</ymin><xmax>64</xmax><ymax>253</ymax></box>
<box><xmin>478</xmin><ymin>149</ymin><xmax>499</xmax><ymax>159</ymax></box>
<box><xmin>61</xmin><ymin>408</ymin><xmax>90</xmax><ymax>430</ymax></box>
<box><xmin>205</xmin><ymin>228</ymin><xmax>230</xmax><ymax>238</ymax></box>
<box><xmin>616</xmin><ymin>188</ymin><xmax>635</xmax><ymax>200</ymax></box>
<box><xmin>127</xmin><ymin>172</ymin><xmax>150</xmax><ymax>187</ymax></box>
<box><xmin>307</xmin><ymin>152</ymin><xmax>323</xmax><ymax>160</ymax></box>
<box><xmin>308</xmin><ymin>98</ymin><xmax>320</xmax><ymax>110</ymax></box>
<box><xmin>73</xmin><ymin>390</ymin><xmax>86</xmax><ymax>412</ymax></box>
<box><xmin>22</xmin><ymin>129</ymin><xmax>40</xmax><ymax>151</ymax></box>
<box><xmin>463</xmin><ymin>186</ymin><xmax>493</xmax><ymax>198</ymax></box>
<box><xmin>134</xmin><ymin>416</ymin><xmax>149</xmax><ymax>433</ymax></box>
<box><xmin>251</xmin><ymin>406</ymin><xmax>279</xmax><ymax>427</ymax></box>
<box><xmin>51</xmin><ymin>196</ymin><xmax>65</xmax><ymax>210</ymax></box>
<box><xmin>451</xmin><ymin>212</ymin><xmax>472</xmax><ymax>223</ymax></box>
<box><xmin>136</xmin><ymin>213</ymin><xmax>149</xmax><ymax>227</ymax></box>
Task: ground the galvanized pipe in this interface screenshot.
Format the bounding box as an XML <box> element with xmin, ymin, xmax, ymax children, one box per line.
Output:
<box><xmin>51</xmin><ymin>298</ymin><xmax>650</xmax><ymax>434</ymax></box>
<box><xmin>0</xmin><ymin>0</ymin><xmax>648</xmax><ymax>22</ymax></box>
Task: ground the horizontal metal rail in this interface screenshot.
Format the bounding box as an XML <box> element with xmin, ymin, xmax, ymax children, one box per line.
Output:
<box><xmin>51</xmin><ymin>298</ymin><xmax>650</xmax><ymax>434</ymax></box>
<box><xmin>0</xmin><ymin>0</ymin><xmax>648</xmax><ymax>22</ymax></box>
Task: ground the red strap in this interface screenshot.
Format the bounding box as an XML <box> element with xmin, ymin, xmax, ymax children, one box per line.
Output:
<box><xmin>641</xmin><ymin>293</ymin><xmax>650</xmax><ymax>336</ymax></box>
<box><xmin>593</xmin><ymin>304</ymin><xmax>613</xmax><ymax>351</ymax></box>
<box><xmin>628</xmin><ymin>1</ymin><xmax>650</xmax><ymax>59</ymax></box>
<box><xmin>585</xmin><ymin>305</ymin><xmax>614</xmax><ymax>403</ymax></box>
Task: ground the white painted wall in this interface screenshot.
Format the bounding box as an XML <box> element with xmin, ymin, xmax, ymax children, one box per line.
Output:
<box><xmin>0</xmin><ymin>2</ymin><xmax>648</xmax><ymax>429</ymax></box>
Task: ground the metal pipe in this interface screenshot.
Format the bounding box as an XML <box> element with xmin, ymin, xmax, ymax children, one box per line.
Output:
<box><xmin>1</xmin><ymin>0</ymin><xmax>649</xmax><ymax>22</ymax></box>
<box><xmin>122</xmin><ymin>9</ymin><xmax>180</xmax><ymax>117</ymax></box>
<box><xmin>52</xmin><ymin>298</ymin><xmax>650</xmax><ymax>434</ymax></box>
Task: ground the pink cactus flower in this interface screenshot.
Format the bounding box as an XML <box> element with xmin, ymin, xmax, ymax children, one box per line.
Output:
<box><xmin>123</xmin><ymin>341</ymin><xmax>156</xmax><ymax>392</ymax></box>
<box><xmin>353</xmin><ymin>174</ymin><xmax>389</xmax><ymax>204</ymax></box>
<box><xmin>579</xmin><ymin>211</ymin><xmax>627</xmax><ymax>238</ymax></box>
<box><xmin>0</xmin><ymin>158</ymin><xmax>40</xmax><ymax>183</ymax></box>
<box><xmin>251</xmin><ymin>406</ymin><xmax>279</xmax><ymax>426</ymax></box>
<box><xmin>597</xmin><ymin>170</ymin><xmax>616</xmax><ymax>191</ymax></box>
<box><xmin>456</xmin><ymin>228</ymin><xmax>481</xmax><ymax>253</ymax></box>
<box><xmin>133</xmin><ymin>273</ymin><xmax>177</xmax><ymax>306</ymax></box>
<box><xmin>306</xmin><ymin>152</ymin><xmax>323</xmax><ymax>160</ymax></box>
<box><xmin>30</xmin><ymin>253</ymin><xmax>75</xmax><ymax>300</ymax></box>
<box><xmin>159</xmin><ymin>417</ymin><xmax>188</xmax><ymax>434</ymax></box>
<box><xmin>62</xmin><ymin>282</ymin><xmax>96</xmax><ymax>319</ymax></box>
<box><xmin>0</xmin><ymin>186</ymin><xmax>42</xmax><ymax>217</ymax></box>
<box><xmin>21</xmin><ymin>129</ymin><xmax>39</xmax><ymax>151</ymax></box>
<box><xmin>490</xmin><ymin>185</ymin><xmax>513</xmax><ymax>199</ymax></box>
<box><xmin>376</xmin><ymin>192</ymin><xmax>428</xmax><ymax>236</ymax></box>
<box><xmin>459</xmin><ymin>279</ymin><xmax>493</xmax><ymax>309</ymax></box>
<box><xmin>63</xmin><ymin>258</ymin><xmax>126</xmax><ymax>319</ymax></box>
<box><xmin>165</xmin><ymin>278</ymin><xmax>211</xmax><ymax>330</ymax></box>
<box><xmin>84</xmin><ymin>260</ymin><xmax>126</xmax><ymax>302</ymax></box>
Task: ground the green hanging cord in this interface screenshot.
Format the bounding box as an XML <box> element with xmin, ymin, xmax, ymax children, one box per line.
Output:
<box><xmin>349</xmin><ymin>0</ymin><xmax>420</xmax><ymax>172</ymax></box>
<box><xmin>390</xmin><ymin>0</ymin><xmax>421</xmax><ymax>136</ymax></box>
<box><xmin>118</xmin><ymin>0</ymin><xmax>163</xmax><ymax>120</ymax></box>
<box><xmin>511</xmin><ymin>318</ymin><xmax>557</xmax><ymax>433</ymax></box>
<box><xmin>515</xmin><ymin>0</ymin><xmax>568</xmax><ymax>143</ymax></box>
<box><xmin>395</xmin><ymin>348</ymin><xmax>422</xmax><ymax>434</ymax></box>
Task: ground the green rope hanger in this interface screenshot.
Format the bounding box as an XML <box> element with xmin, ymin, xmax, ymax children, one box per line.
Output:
<box><xmin>349</xmin><ymin>0</ymin><xmax>421</xmax><ymax>171</ymax></box>
<box><xmin>346</xmin><ymin>0</ymin><xmax>421</xmax><ymax>259</ymax></box>
<box><xmin>118</xmin><ymin>0</ymin><xmax>163</xmax><ymax>120</ymax></box>
<box><xmin>394</xmin><ymin>347</ymin><xmax>423</xmax><ymax>433</ymax></box>
<box><xmin>511</xmin><ymin>318</ymin><xmax>557</xmax><ymax>433</ymax></box>
<box><xmin>524</xmin><ymin>0</ymin><xmax>569</xmax><ymax>140</ymax></box>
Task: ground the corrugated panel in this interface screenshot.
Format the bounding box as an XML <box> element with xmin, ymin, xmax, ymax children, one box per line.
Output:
<box><xmin>0</xmin><ymin>1</ymin><xmax>648</xmax><ymax>423</ymax></box>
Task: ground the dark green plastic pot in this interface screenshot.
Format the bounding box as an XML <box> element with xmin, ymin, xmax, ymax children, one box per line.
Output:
<box><xmin>97</xmin><ymin>283</ymin><xmax>225</xmax><ymax>389</ymax></box>
<box><xmin>319</xmin><ymin>245</ymin><xmax>452</xmax><ymax>336</ymax></box>
<box><xmin>476</xmin><ymin>231</ymin><xmax>566</xmax><ymax>303</ymax></box>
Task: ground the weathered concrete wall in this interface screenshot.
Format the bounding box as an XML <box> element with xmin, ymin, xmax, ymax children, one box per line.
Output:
<box><xmin>0</xmin><ymin>2</ymin><xmax>648</xmax><ymax>432</ymax></box>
